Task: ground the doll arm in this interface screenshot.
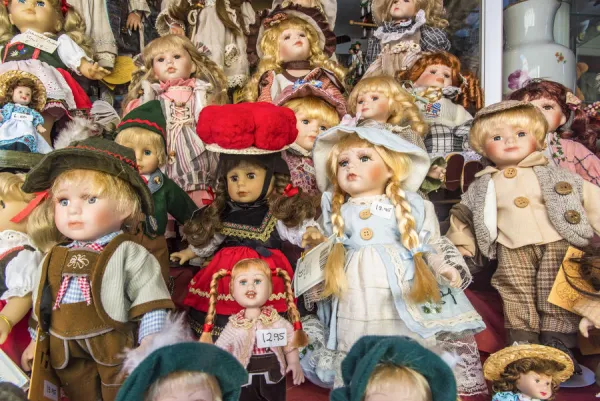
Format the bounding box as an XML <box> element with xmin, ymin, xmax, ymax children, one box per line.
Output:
<box><xmin>128</xmin><ymin>0</ymin><xmax>151</xmax><ymax>17</ymax></box>
<box><xmin>0</xmin><ymin>103</ymin><xmax>15</xmax><ymax>123</ymax></box>
<box><xmin>0</xmin><ymin>295</ymin><xmax>32</xmax><ymax>345</ymax></box>
<box><xmin>320</xmin><ymin>191</ymin><xmax>334</xmax><ymax>237</ymax></box>
<box><xmin>582</xmin><ymin>181</ymin><xmax>600</xmax><ymax>235</ymax></box>
<box><xmin>31</xmin><ymin>109</ymin><xmax>45</xmax><ymax>128</ymax></box>
<box><xmin>164</xmin><ymin>179</ymin><xmax>199</xmax><ymax>226</ymax></box>
<box><xmin>240</xmin><ymin>1</ymin><xmax>255</xmax><ymax>28</ymax></box>
<box><xmin>56</xmin><ymin>35</ymin><xmax>109</xmax><ymax>80</ymax></box>
<box><xmin>171</xmin><ymin>234</ymin><xmax>225</xmax><ymax>265</ymax></box>
<box><xmin>446</xmin><ymin>211</ymin><xmax>477</xmax><ymax>257</ymax></box>
<box><xmin>282</xmin><ymin>319</ymin><xmax>305</xmax><ymax>385</ymax></box>
<box><xmin>276</xmin><ymin>219</ymin><xmax>323</xmax><ymax>248</ymax></box>
<box><xmin>420</xmin><ymin>25</ymin><xmax>451</xmax><ymax>52</ymax></box>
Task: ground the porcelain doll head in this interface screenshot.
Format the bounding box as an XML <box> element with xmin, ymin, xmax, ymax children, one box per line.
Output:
<box><xmin>0</xmin><ymin>72</ymin><xmax>46</xmax><ymax>112</ymax></box>
<box><xmin>363</xmin><ymin>363</ymin><xmax>433</xmax><ymax>401</ymax></box>
<box><xmin>284</xmin><ymin>96</ymin><xmax>340</xmax><ymax>151</ymax></box>
<box><xmin>145</xmin><ymin>371</ymin><xmax>223</xmax><ymax>401</ymax></box>
<box><xmin>372</xmin><ymin>0</ymin><xmax>447</xmax><ymax>27</ymax></box>
<box><xmin>469</xmin><ymin>101</ymin><xmax>548</xmax><ymax>169</ymax></box>
<box><xmin>0</xmin><ymin>172</ymin><xmax>35</xmax><ymax>233</ymax></box>
<box><xmin>0</xmin><ymin>0</ymin><xmax>91</xmax><ymax>55</ymax></box>
<box><xmin>348</xmin><ymin>76</ymin><xmax>428</xmax><ymax>135</ymax></box>
<box><xmin>201</xmin><ymin>258</ymin><xmax>308</xmax><ymax>347</ymax></box>
<box><xmin>509</xmin><ymin>79</ymin><xmax>599</xmax><ymax>155</ymax></box>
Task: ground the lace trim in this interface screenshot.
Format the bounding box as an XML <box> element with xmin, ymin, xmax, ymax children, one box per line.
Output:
<box><xmin>347</xmin><ymin>194</ymin><xmax>388</xmax><ymax>205</ymax></box>
<box><xmin>220</xmin><ymin>212</ymin><xmax>278</xmax><ymax>242</ymax></box>
<box><xmin>229</xmin><ymin>306</ymin><xmax>281</xmax><ymax>329</ymax></box>
<box><xmin>227</xmin><ymin>74</ymin><xmax>248</xmax><ymax>88</ymax></box>
<box><xmin>374</xmin><ymin>10</ymin><xmax>426</xmax><ymax>43</ymax></box>
<box><xmin>0</xmin><ymin>231</ymin><xmax>33</xmax><ymax>250</ymax></box>
<box><xmin>187</xmin><ymin>286</ymin><xmax>287</xmax><ymax>302</ymax></box>
<box><xmin>224</xmin><ymin>43</ymin><xmax>240</xmax><ymax>67</ymax></box>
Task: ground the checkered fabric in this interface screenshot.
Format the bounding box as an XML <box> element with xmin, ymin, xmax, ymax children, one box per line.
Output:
<box><xmin>366</xmin><ymin>36</ymin><xmax>381</xmax><ymax>67</ymax></box>
<box><xmin>424</xmin><ymin>121</ymin><xmax>472</xmax><ymax>155</ymax></box>
<box><xmin>138</xmin><ymin>309</ymin><xmax>168</xmax><ymax>343</ymax></box>
<box><xmin>492</xmin><ymin>240</ymin><xmax>580</xmax><ymax>334</ymax></box>
<box><xmin>420</xmin><ymin>25</ymin><xmax>452</xmax><ymax>52</ymax></box>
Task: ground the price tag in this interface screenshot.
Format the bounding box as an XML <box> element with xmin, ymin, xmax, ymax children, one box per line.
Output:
<box><xmin>12</xmin><ymin>112</ymin><xmax>34</xmax><ymax>122</ymax></box>
<box><xmin>256</xmin><ymin>328</ymin><xmax>287</xmax><ymax>348</ymax></box>
<box><xmin>303</xmin><ymin>164</ymin><xmax>316</xmax><ymax>175</ymax></box>
<box><xmin>370</xmin><ymin>201</ymin><xmax>393</xmax><ymax>219</ymax></box>
<box><xmin>294</xmin><ymin>234</ymin><xmax>336</xmax><ymax>297</ymax></box>
<box><xmin>21</xmin><ymin>30</ymin><xmax>59</xmax><ymax>53</ymax></box>
<box><xmin>43</xmin><ymin>380</ymin><xmax>58</xmax><ymax>401</ymax></box>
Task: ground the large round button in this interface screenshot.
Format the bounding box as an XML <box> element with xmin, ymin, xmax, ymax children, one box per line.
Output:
<box><xmin>564</xmin><ymin>210</ymin><xmax>581</xmax><ymax>224</ymax></box>
<box><xmin>360</xmin><ymin>228</ymin><xmax>373</xmax><ymax>240</ymax></box>
<box><xmin>514</xmin><ymin>196</ymin><xmax>529</xmax><ymax>208</ymax></box>
<box><xmin>555</xmin><ymin>182</ymin><xmax>573</xmax><ymax>195</ymax></box>
<box><xmin>359</xmin><ymin>209</ymin><xmax>372</xmax><ymax>220</ymax></box>
<box><xmin>504</xmin><ymin>168</ymin><xmax>517</xmax><ymax>178</ymax></box>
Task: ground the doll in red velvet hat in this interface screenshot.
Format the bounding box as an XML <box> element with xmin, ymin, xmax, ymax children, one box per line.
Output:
<box><xmin>170</xmin><ymin>102</ymin><xmax>323</xmax><ymax>339</ymax></box>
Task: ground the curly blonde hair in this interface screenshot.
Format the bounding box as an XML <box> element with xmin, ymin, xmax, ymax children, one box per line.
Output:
<box><xmin>348</xmin><ymin>76</ymin><xmax>428</xmax><ymax>136</ymax></box>
<box><xmin>241</xmin><ymin>16</ymin><xmax>346</xmax><ymax>102</ymax></box>
<box><xmin>145</xmin><ymin>371</ymin><xmax>223</xmax><ymax>401</ymax></box>
<box><xmin>0</xmin><ymin>0</ymin><xmax>92</xmax><ymax>56</ymax></box>
<box><xmin>283</xmin><ymin>96</ymin><xmax>341</xmax><ymax>129</ymax></box>
<box><xmin>373</xmin><ymin>0</ymin><xmax>448</xmax><ymax>28</ymax></box>
<box><xmin>323</xmin><ymin>134</ymin><xmax>440</xmax><ymax>303</ymax></box>
<box><xmin>364</xmin><ymin>363</ymin><xmax>432</xmax><ymax>401</ymax></box>
<box><xmin>124</xmin><ymin>35</ymin><xmax>228</xmax><ymax>110</ymax></box>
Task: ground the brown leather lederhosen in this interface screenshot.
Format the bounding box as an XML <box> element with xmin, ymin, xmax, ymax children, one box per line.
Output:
<box><xmin>35</xmin><ymin>235</ymin><xmax>137</xmax><ymax>401</ymax></box>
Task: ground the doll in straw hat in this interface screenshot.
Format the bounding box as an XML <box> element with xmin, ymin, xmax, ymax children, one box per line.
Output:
<box><xmin>484</xmin><ymin>343</ymin><xmax>574</xmax><ymax>401</ymax></box>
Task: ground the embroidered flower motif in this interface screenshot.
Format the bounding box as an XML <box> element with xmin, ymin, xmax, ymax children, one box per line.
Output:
<box><xmin>9</xmin><ymin>50</ymin><xmax>18</xmax><ymax>57</ymax></box>
<box><xmin>389</xmin><ymin>41</ymin><xmax>421</xmax><ymax>54</ymax></box>
<box><xmin>67</xmin><ymin>254</ymin><xmax>89</xmax><ymax>269</ymax></box>
<box><xmin>292</xmin><ymin>79</ymin><xmax>323</xmax><ymax>90</ymax></box>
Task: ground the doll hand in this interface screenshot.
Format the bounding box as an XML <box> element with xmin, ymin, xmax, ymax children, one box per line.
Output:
<box><xmin>579</xmin><ymin>317</ymin><xmax>600</xmax><ymax>338</ymax></box>
<box><xmin>21</xmin><ymin>339</ymin><xmax>36</xmax><ymax>372</ymax></box>
<box><xmin>79</xmin><ymin>59</ymin><xmax>110</xmax><ymax>80</ymax></box>
<box><xmin>439</xmin><ymin>265</ymin><xmax>462</xmax><ymax>288</ymax></box>
<box><xmin>170</xmin><ymin>25</ymin><xmax>185</xmax><ymax>36</ymax></box>
<box><xmin>170</xmin><ymin>247</ymin><xmax>196</xmax><ymax>265</ymax></box>
<box><xmin>286</xmin><ymin>361</ymin><xmax>305</xmax><ymax>385</ymax></box>
<box><xmin>127</xmin><ymin>12</ymin><xmax>142</xmax><ymax>31</ymax></box>
<box><xmin>456</xmin><ymin>246</ymin><xmax>473</xmax><ymax>257</ymax></box>
<box><xmin>36</xmin><ymin>125</ymin><xmax>46</xmax><ymax>134</ymax></box>
<box><xmin>301</xmin><ymin>227</ymin><xmax>326</xmax><ymax>249</ymax></box>
<box><xmin>428</xmin><ymin>165</ymin><xmax>446</xmax><ymax>181</ymax></box>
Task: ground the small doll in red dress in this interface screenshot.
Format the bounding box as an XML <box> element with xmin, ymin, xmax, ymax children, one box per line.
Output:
<box><xmin>202</xmin><ymin>258</ymin><xmax>307</xmax><ymax>401</ymax></box>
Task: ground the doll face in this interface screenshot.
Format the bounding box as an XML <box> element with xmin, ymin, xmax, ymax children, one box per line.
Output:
<box><xmin>528</xmin><ymin>98</ymin><xmax>567</xmax><ymax>133</ymax></box>
<box><xmin>226</xmin><ymin>162</ymin><xmax>274</xmax><ymax>203</ymax></box>
<box><xmin>516</xmin><ymin>371</ymin><xmax>553</xmax><ymax>400</ymax></box>
<box><xmin>53</xmin><ymin>182</ymin><xmax>130</xmax><ymax>241</ymax></box>
<box><xmin>337</xmin><ymin>146</ymin><xmax>392</xmax><ymax>198</ymax></box>
<box><xmin>118</xmin><ymin>136</ymin><xmax>161</xmax><ymax>175</ymax></box>
<box><xmin>295</xmin><ymin>111</ymin><xmax>330</xmax><ymax>151</ymax></box>
<box><xmin>12</xmin><ymin>86</ymin><xmax>32</xmax><ymax>106</ymax></box>
<box><xmin>414</xmin><ymin>64</ymin><xmax>453</xmax><ymax>89</ymax></box>
<box><xmin>278</xmin><ymin>28</ymin><xmax>310</xmax><ymax>62</ymax></box>
<box><xmin>390</xmin><ymin>0</ymin><xmax>417</xmax><ymax>21</ymax></box>
<box><xmin>152</xmin><ymin>49</ymin><xmax>196</xmax><ymax>82</ymax></box>
<box><xmin>483</xmin><ymin>122</ymin><xmax>538</xmax><ymax>169</ymax></box>
<box><xmin>356</xmin><ymin>91</ymin><xmax>390</xmax><ymax>124</ymax></box>
<box><xmin>8</xmin><ymin>0</ymin><xmax>58</xmax><ymax>34</ymax></box>
<box><xmin>154</xmin><ymin>388</ymin><xmax>214</xmax><ymax>401</ymax></box>
<box><xmin>0</xmin><ymin>195</ymin><xmax>29</xmax><ymax>233</ymax></box>
<box><xmin>231</xmin><ymin>267</ymin><xmax>271</xmax><ymax>309</ymax></box>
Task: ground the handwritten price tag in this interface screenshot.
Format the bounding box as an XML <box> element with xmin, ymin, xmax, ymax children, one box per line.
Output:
<box><xmin>256</xmin><ymin>328</ymin><xmax>287</xmax><ymax>348</ymax></box>
<box><xmin>12</xmin><ymin>112</ymin><xmax>34</xmax><ymax>122</ymax></box>
<box><xmin>21</xmin><ymin>30</ymin><xmax>59</xmax><ymax>53</ymax></box>
<box><xmin>371</xmin><ymin>201</ymin><xmax>393</xmax><ymax>219</ymax></box>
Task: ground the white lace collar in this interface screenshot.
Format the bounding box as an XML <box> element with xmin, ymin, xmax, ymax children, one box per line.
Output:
<box><xmin>375</xmin><ymin>10</ymin><xmax>426</xmax><ymax>42</ymax></box>
<box><xmin>348</xmin><ymin>194</ymin><xmax>388</xmax><ymax>205</ymax></box>
<box><xmin>0</xmin><ymin>230</ymin><xmax>33</xmax><ymax>250</ymax></box>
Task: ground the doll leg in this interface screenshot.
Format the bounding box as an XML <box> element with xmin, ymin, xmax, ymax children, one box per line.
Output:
<box><xmin>40</xmin><ymin>112</ymin><xmax>56</xmax><ymax>147</ymax></box>
<box><xmin>54</xmin><ymin>339</ymin><xmax>103</xmax><ymax>401</ymax></box>
<box><xmin>491</xmin><ymin>244</ymin><xmax>540</xmax><ymax>344</ymax></box>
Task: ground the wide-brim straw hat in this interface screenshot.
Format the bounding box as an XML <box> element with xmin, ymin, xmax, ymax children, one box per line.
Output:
<box><xmin>0</xmin><ymin>70</ymin><xmax>46</xmax><ymax>111</ymax></box>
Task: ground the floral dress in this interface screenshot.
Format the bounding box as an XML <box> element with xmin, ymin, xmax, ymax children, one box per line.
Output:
<box><xmin>543</xmin><ymin>131</ymin><xmax>600</xmax><ymax>186</ymax></box>
<box><xmin>0</xmin><ymin>103</ymin><xmax>52</xmax><ymax>153</ymax></box>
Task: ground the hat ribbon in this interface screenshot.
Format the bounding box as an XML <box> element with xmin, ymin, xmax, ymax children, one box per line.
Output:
<box><xmin>566</xmin><ymin>92</ymin><xmax>582</xmax><ymax>111</ymax></box>
<box><xmin>60</xmin><ymin>0</ymin><xmax>71</xmax><ymax>15</ymax></box>
<box><xmin>10</xmin><ymin>190</ymin><xmax>49</xmax><ymax>223</ymax></box>
<box><xmin>283</xmin><ymin>184</ymin><xmax>299</xmax><ymax>197</ymax></box>
<box><xmin>293</xmin><ymin>321</ymin><xmax>303</xmax><ymax>331</ymax></box>
<box><xmin>263</xmin><ymin>12</ymin><xmax>287</xmax><ymax>28</ymax></box>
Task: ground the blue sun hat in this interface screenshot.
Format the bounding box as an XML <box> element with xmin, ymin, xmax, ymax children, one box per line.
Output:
<box><xmin>312</xmin><ymin>125</ymin><xmax>431</xmax><ymax>193</ymax></box>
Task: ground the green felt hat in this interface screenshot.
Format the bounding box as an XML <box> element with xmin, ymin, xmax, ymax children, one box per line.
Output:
<box><xmin>115</xmin><ymin>342</ymin><xmax>248</xmax><ymax>401</ymax></box>
<box><xmin>0</xmin><ymin>150</ymin><xmax>43</xmax><ymax>172</ymax></box>
<box><xmin>22</xmin><ymin>137</ymin><xmax>154</xmax><ymax>217</ymax></box>
<box><xmin>117</xmin><ymin>100</ymin><xmax>166</xmax><ymax>141</ymax></box>
<box><xmin>330</xmin><ymin>336</ymin><xmax>457</xmax><ymax>401</ymax></box>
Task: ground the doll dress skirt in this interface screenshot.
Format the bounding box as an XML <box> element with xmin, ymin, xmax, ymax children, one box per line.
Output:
<box><xmin>0</xmin><ymin>118</ymin><xmax>53</xmax><ymax>154</ymax></box>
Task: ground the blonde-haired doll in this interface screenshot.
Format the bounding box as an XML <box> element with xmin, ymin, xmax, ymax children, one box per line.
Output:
<box><xmin>364</xmin><ymin>0</ymin><xmax>450</xmax><ymax>77</ymax></box>
<box><xmin>124</xmin><ymin>34</ymin><xmax>227</xmax><ymax>206</ymax></box>
<box><xmin>0</xmin><ymin>0</ymin><xmax>109</xmax><ymax>138</ymax></box>
<box><xmin>310</xmin><ymin>124</ymin><xmax>484</xmax><ymax>389</ymax></box>
<box><xmin>241</xmin><ymin>5</ymin><xmax>346</xmax><ymax>103</ymax></box>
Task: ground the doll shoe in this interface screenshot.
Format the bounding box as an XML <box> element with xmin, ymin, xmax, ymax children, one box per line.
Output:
<box><xmin>544</xmin><ymin>338</ymin><xmax>582</xmax><ymax>375</ymax></box>
<box><xmin>444</xmin><ymin>153</ymin><xmax>465</xmax><ymax>192</ymax></box>
<box><xmin>461</xmin><ymin>160</ymin><xmax>484</xmax><ymax>193</ymax></box>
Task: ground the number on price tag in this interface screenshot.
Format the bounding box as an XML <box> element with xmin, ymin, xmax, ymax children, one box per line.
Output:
<box><xmin>303</xmin><ymin>164</ymin><xmax>316</xmax><ymax>175</ymax></box>
<box><xmin>43</xmin><ymin>380</ymin><xmax>58</xmax><ymax>401</ymax></box>
<box><xmin>12</xmin><ymin>112</ymin><xmax>34</xmax><ymax>122</ymax></box>
<box><xmin>256</xmin><ymin>328</ymin><xmax>287</xmax><ymax>348</ymax></box>
<box><xmin>371</xmin><ymin>201</ymin><xmax>394</xmax><ymax>219</ymax></box>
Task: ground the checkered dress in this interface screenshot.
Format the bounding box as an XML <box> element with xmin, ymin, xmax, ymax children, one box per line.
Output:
<box><xmin>424</xmin><ymin>121</ymin><xmax>473</xmax><ymax>155</ymax></box>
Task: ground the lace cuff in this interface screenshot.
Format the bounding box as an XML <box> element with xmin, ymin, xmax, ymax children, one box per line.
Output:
<box><xmin>190</xmin><ymin>234</ymin><xmax>224</xmax><ymax>257</ymax></box>
<box><xmin>276</xmin><ymin>219</ymin><xmax>322</xmax><ymax>248</ymax></box>
<box><xmin>425</xmin><ymin>236</ymin><xmax>472</xmax><ymax>291</ymax></box>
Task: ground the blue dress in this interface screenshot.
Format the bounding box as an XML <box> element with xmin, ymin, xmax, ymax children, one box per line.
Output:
<box><xmin>0</xmin><ymin>103</ymin><xmax>51</xmax><ymax>153</ymax></box>
<box><xmin>493</xmin><ymin>392</ymin><xmax>538</xmax><ymax>401</ymax></box>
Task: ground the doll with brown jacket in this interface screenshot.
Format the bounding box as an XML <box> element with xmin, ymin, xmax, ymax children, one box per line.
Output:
<box><xmin>202</xmin><ymin>258</ymin><xmax>307</xmax><ymax>401</ymax></box>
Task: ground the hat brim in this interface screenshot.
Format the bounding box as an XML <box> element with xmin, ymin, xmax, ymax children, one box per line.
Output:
<box><xmin>483</xmin><ymin>344</ymin><xmax>574</xmax><ymax>383</ymax></box>
<box><xmin>312</xmin><ymin>125</ymin><xmax>430</xmax><ymax>193</ymax></box>
<box><xmin>206</xmin><ymin>144</ymin><xmax>290</xmax><ymax>154</ymax></box>
<box><xmin>102</xmin><ymin>56</ymin><xmax>136</xmax><ymax>85</ymax></box>
<box><xmin>274</xmin><ymin>82</ymin><xmax>347</xmax><ymax>118</ymax></box>
<box><xmin>0</xmin><ymin>150</ymin><xmax>44</xmax><ymax>172</ymax></box>
<box><xmin>0</xmin><ymin>70</ymin><xmax>46</xmax><ymax>111</ymax></box>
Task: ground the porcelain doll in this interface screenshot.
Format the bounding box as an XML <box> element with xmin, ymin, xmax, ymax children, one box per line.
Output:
<box><xmin>274</xmin><ymin>80</ymin><xmax>346</xmax><ymax>196</ymax></box>
<box><xmin>156</xmin><ymin>0</ymin><xmax>254</xmax><ymax>88</ymax></box>
<box><xmin>201</xmin><ymin>258</ymin><xmax>307</xmax><ymax>401</ymax></box>
<box><xmin>364</xmin><ymin>0</ymin><xmax>450</xmax><ymax>78</ymax></box>
<box><xmin>483</xmin><ymin>344</ymin><xmax>574</xmax><ymax>401</ymax></box>
<box><xmin>241</xmin><ymin>4</ymin><xmax>346</xmax><ymax>103</ymax></box>
<box><xmin>19</xmin><ymin>138</ymin><xmax>174</xmax><ymax>401</ymax></box>
<box><xmin>124</xmin><ymin>34</ymin><xmax>227</xmax><ymax>206</ymax></box>
<box><xmin>331</xmin><ymin>336</ymin><xmax>459</xmax><ymax>401</ymax></box>
<box><xmin>0</xmin><ymin>71</ymin><xmax>52</xmax><ymax>154</ymax></box>
<box><xmin>116</xmin><ymin>313</ymin><xmax>248</xmax><ymax>401</ymax></box>
<box><xmin>509</xmin><ymin>79</ymin><xmax>600</xmax><ymax>186</ymax></box>
<box><xmin>446</xmin><ymin>101</ymin><xmax>600</xmax><ymax>372</ymax></box>
<box><xmin>107</xmin><ymin>0</ymin><xmax>162</xmax><ymax>58</ymax></box>
<box><xmin>0</xmin><ymin>173</ymin><xmax>43</xmax><ymax>366</ymax></box>
<box><xmin>310</xmin><ymin>124</ymin><xmax>485</xmax><ymax>388</ymax></box>
<box><xmin>170</xmin><ymin>103</ymin><xmax>322</xmax><ymax>338</ymax></box>
<box><xmin>0</xmin><ymin>0</ymin><xmax>109</xmax><ymax>140</ymax></box>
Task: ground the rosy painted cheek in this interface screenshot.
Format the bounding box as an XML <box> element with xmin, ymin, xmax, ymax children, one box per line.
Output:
<box><xmin>368</xmin><ymin>164</ymin><xmax>384</xmax><ymax>180</ymax></box>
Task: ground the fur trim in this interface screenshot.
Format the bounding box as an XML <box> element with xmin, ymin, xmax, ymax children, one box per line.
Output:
<box><xmin>121</xmin><ymin>313</ymin><xmax>194</xmax><ymax>375</ymax></box>
<box><xmin>53</xmin><ymin>117</ymin><xmax>101</xmax><ymax>150</ymax></box>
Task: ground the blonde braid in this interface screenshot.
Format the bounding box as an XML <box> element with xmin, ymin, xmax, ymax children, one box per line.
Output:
<box><xmin>200</xmin><ymin>269</ymin><xmax>229</xmax><ymax>344</ymax></box>
<box><xmin>323</xmin><ymin>184</ymin><xmax>347</xmax><ymax>298</ymax></box>
<box><xmin>276</xmin><ymin>268</ymin><xmax>308</xmax><ymax>348</ymax></box>
<box><xmin>390</xmin><ymin>97</ymin><xmax>429</xmax><ymax>137</ymax></box>
<box><xmin>386</xmin><ymin>180</ymin><xmax>440</xmax><ymax>303</ymax></box>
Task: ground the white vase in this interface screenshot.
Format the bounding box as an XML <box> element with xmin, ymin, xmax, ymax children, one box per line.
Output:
<box><xmin>503</xmin><ymin>0</ymin><xmax>576</xmax><ymax>95</ymax></box>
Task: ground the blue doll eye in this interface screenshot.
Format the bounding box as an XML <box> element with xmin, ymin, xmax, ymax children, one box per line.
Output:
<box><xmin>144</xmin><ymin>150</ymin><xmax>152</xmax><ymax>156</ymax></box>
<box><xmin>17</xmin><ymin>0</ymin><xmax>25</xmax><ymax>4</ymax></box>
<box><xmin>36</xmin><ymin>1</ymin><xmax>45</xmax><ymax>6</ymax></box>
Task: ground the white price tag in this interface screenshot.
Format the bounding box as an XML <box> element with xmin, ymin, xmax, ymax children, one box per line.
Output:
<box><xmin>256</xmin><ymin>328</ymin><xmax>287</xmax><ymax>348</ymax></box>
<box><xmin>303</xmin><ymin>164</ymin><xmax>316</xmax><ymax>175</ymax></box>
<box><xmin>294</xmin><ymin>234</ymin><xmax>336</xmax><ymax>297</ymax></box>
<box><xmin>43</xmin><ymin>380</ymin><xmax>58</xmax><ymax>401</ymax></box>
<box><xmin>370</xmin><ymin>201</ymin><xmax>394</xmax><ymax>219</ymax></box>
<box><xmin>12</xmin><ymin>112</ymin><xmax>34</xmax><ymax>122</ymax></box>
<box><xmin>21</xmin><ymin>30</ymin><xmax>59</xmax><ymax>53</ymax></box>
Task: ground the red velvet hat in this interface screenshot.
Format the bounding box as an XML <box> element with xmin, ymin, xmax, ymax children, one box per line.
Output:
<box><xmin>197</xmin><ymin>102</ymin><xmax>298</xmax><ymax>154</ymax></box>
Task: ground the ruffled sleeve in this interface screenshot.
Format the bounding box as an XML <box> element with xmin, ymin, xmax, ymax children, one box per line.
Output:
<box><xmin>190</xmin><ymin>234</ymin><xmax>225</xmax><ymax>259</ymax></box>
<box><xmin>2</xmin><ymin>248</ymin><xmax>43</xmax><ymax>300</ymax></box>
<box><xmin>276</xmin><ymin>219</ymin><xmax>322</xmax><ymax>248</ymax></box>
<box><xmin>56</xmin><ymin>34</ymin><xmax>92</xmax><ymax>74</ymax></box>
